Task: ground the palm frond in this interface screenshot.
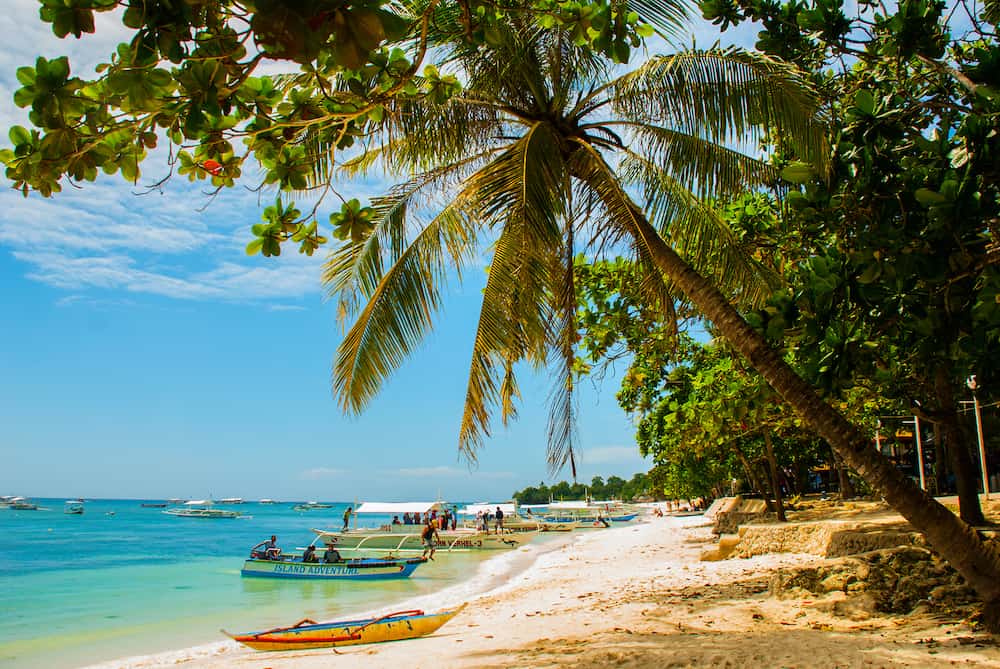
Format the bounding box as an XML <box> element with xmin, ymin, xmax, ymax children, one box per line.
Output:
<box><xmin>627</xmin><ymin>0</ymin><xmax>690</xmax><ymax>42</ymax></box>
<box><xmin>329</xmin><ymin>194</ymin><xmax>480</xmax><ymax>414</ymax></box>
<box><xmin>619</xmin><ymin>150</ymin><xmax>780</xmax><ymax>307</ymax></box>
<box><xmin>604</xmin><ymin>121</ymin><xmax>782</xmax><ymax>199</ymax></box>
<box><xmin>457</xmin><ymin>124</ymin><xmax>570</xmax><ymax>457</ymax></box>
<box><xmin>382</xmin><ymin>96</ymin><xmax>505</xmax><ymax>174</ymax></box>
<box><xmin>612</xmin><ymin>48</ymin><xmax>829</xmax><ymax>169</ymax></box>
<box><xmin>545</xmin><ymin>205</ymin><xmax>579</xmax><ymax>476</ymax></box>
<box><xmin>324</xmin><ymin>152</ymin><xmax>490</xmax><ymax>324</ymax></box>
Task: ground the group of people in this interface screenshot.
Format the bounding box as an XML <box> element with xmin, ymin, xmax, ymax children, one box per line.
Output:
<box><xmin>474</xmin><ymin>506</ymin><xmax>505</xmax><ymax>534</ymax></box>
<box><xmin>395</xmin><ymin>508</ymin><xmax>458</xmax><ymax>530</ymax></box>
<box><xmin>250</xmin><ymin>535</ymin><xmax>343</xmax><ymax>563</ymax></box>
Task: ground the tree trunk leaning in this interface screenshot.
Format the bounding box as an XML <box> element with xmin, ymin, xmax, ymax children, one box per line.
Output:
<box><xmin>627</xmin><ymin>207</ymin><xmax>1000</xmax><ymax>630</ymax></box>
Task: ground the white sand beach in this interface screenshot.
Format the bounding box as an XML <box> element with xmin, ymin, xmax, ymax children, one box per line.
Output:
<box><xmin>97</xmin><ymin>511</ymin><xmax>1000</xmax><ymax>669</ymax></box>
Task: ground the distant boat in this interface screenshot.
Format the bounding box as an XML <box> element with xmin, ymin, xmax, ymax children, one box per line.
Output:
<box><xmin>140</xmin><ymin>502</ymin><xmax>168</xmax><ymax>508</ymax></box>
<box><xmin>166</xmin><ymin>498</ymin><xmax>186</xmax><ymax>504</ymax></box>
<box><xmin>163</xmin><ymin>500</ymin><xmax>240</xmax><ymax>519</ymax></box>
<box><xmin>218</xmin><ymin>497</ymin><xmax>244</xmax><ymax>504</ymax></box>
<box><xmin>224</xmin><ymin>604</ymin><xmax>466</xmax><ymax>651</ymax></box>
<box><xmin>292</xmin><ymin>501</ymin><xmax>331</xmax><ymax>511</ymax></box>
<box><xmin>259</xmin><ymin>499</ymin><xmax>278</xmax><ymax>504</ymax></box>
<box><xmin>64</xmin><ymin>500</ymin><xmax>85</xmax><ymax>515</ymax></box>
<box><xmin>10</xmin><ymin>497</ymin><xmax>39</xmax><ymax>511</ymax></box>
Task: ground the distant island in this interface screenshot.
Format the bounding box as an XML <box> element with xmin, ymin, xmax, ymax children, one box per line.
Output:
<box><xmin>511</xmin><ymin>473</ymin><xmax>650</xmax><ymax>504</ymax></box>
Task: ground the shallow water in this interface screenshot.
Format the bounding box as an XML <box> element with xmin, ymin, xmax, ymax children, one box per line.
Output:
<box><xmin>0</xmin><ymin>499</ymin><xmax>570</xmax><ymax>668</ymax></box>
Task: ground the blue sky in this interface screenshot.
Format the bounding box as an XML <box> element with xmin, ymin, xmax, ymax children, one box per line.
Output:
<box><xmin>0</xmin><ymin>4</ymin><xmax>759</xmax><ymax>502</ymax></box>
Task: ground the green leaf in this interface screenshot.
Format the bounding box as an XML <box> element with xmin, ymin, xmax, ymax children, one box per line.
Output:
<box><xmin>9</xmin><ymin>126</ymin><xmax>31</xmax><ymax>146</ymax></box>
<box><xmin>780</xmin><ymin>163</ymin><xmax>814</xmax><ymax>184</ymax></box>
<box><xmin>246</xmin><ymin>239</ymin><xmax>264</xmax><ymax>256</ymax></box>
<box><xmin>914</xmin><ymin>188</ymin><xmax>946</xmax><ymax>205</ymax></box>
<box><xmin>854</xmin><ymin>89</ymin><xmax>875</xmax><ymax>115</ymax></box>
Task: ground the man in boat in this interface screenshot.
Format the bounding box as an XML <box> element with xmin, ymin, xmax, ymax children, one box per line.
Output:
<box><xmin>421</xmin><ymin>518</ymin><xmax>440</xmax><ymax>561</ymax></box>
<box><xmin>301</xmin><ymin>544</ymin><xmax>318</xmax><ymax>563</ymax></box>
<box><xmin>342</xmin><ymin>506</ymin><xmax>353</xmax><ymax>532</ymax></box>
<box><xmin>323</xmin><ymin>541</ymin><xmax>342</xmax><ymax>563</ymax></box>
<box><xmin>251</xmin><ymin>535</ymin><xmax>282</xmax><ymax>560</ymax></box>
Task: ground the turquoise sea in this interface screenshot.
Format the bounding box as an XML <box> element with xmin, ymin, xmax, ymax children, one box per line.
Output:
<box><xmin>0</xmin><ymin>499</ymin><xmax>569</xmax><ymax>669</ymax></box>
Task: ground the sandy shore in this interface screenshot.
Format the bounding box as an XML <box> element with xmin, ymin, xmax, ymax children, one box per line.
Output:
<box><xmin>103</xmin><ymin>515</ymin><xmax>1000</xmax><ymax>669</ymax></box>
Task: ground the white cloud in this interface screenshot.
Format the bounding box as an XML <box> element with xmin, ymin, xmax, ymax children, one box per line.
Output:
<box><xmin>299</xmin><ymin>467</ymin><xmax>347</xmax><ymax>480</ymax></box>
<box><xmin>391</xmin><ymin>466</ymin><xmax>515</xmax><ymax>479</ymax></box>
<box><xmin>580</xmin><ymin>446</ymin><xmax>646</xmax><ymax>465</ymax></box>
<box><xmin>267</xmin><ymin>304</ymin><xmax>308</xmax><ymax>312</ymax></box>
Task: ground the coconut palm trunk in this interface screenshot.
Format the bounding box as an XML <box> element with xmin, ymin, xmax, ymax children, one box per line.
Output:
<box><xmin>322</xmin><ymin>16</ymin><xmax>1000</xmax><ymax>627</ymax></box>
<box><xmin>624</xmin><ymin>203</ymin><xmax>1000</xmax><ymax>626</ymax></box>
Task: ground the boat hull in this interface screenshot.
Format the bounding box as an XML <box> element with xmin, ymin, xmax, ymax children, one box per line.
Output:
<box><xmin>240</xmin><ymin>557</ymin><xmax>424</xmax><ymax>580</ymax></box>
<box><xmin>312</xmin><ymin>529</ymin><xmax>535</xmax><ymax>552</ymax></box>
<box><xmin>225</xmin><ymin>606</ymin><xmax>465</xmax><ymax>651</ymax></box>
<box><xmin>543</xmin><ymin>513</ymin><xmax>637</xmax><ymax>525</ymax></box>
<box><xmin>163</xmin><ymin>508</ymin><xmax>240</xmax><ymax>518</ymax></box>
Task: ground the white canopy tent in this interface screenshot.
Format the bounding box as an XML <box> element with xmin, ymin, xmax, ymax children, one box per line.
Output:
<box><xmin>457</xmin><ymin>503</ymin><xmax>516</xmax><ymax>516</ymax></box>
<box><xmin>354</xmin><ymin>502</ymin><xmax>449</xmax><ymax>515</ymax></box>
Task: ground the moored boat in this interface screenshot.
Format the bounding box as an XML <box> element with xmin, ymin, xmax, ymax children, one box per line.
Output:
<box><xmin>224</xmin><ymin>604</ymin><xmax>466</xmax><ymax>651</ymax></box>
<box><xmin>535</xmin><ymin>500</ymin><xmax>639</xmax><ymax>526</ymax></box>
<box><xmin>64</xmin><ymin>500</ymin><xmax>85</xmax><ymax>514</ymax></box>
<box><xmin>140</xmin><ymin>502</ymin><xmax>168</xmax><ymax>508</ymax></box>
<box><xmin>163</xmin><ymin>500</ymin><xmax>241</xmax><ymax>518</ymax></box>
<box><xmin>312</xmin><ymin>527</ymin><xmax>535</xmax><ymax>552</ymax></box>
<box><xmin>218</xmin><ymin>497</ymin><xmax>244</xmax><ymax>504</ymax></box>
<box><xmin>241</xmin><ymin>555</ymin><xmax>426</xmax><ymax>580</ymax></box>
<box><xmin>9</xmin><ymin>497</ymin><xmax>39</xmax><ymax>510</ymax></box>
<box><xmin>458</xmin><ymin>503</ymin><xmax>574</xmax><ymax>532</ymax></box>
<box><xmin>292</xmin><ymin>501</ymin><xmax>331</xmax><ymax>511</ymax></box>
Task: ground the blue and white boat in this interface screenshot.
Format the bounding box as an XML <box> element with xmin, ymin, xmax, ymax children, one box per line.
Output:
<box><xmin>241</xmin><ymin>555</ymin><xmax>426</xmax><ymax>580</ymax></box>
<box><xmin>64</xmin><ymin>500</ymin><xmax>85</xmax><ymax>515</ymax></box>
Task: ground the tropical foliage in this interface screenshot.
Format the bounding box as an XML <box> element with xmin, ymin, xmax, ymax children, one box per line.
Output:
<box><xmin>700</xmin><ymin>0</ymin><xmax>1000</xmax><ymax>524</ymax></box>
<box><xmin>7</xmin><ymin>0</ymin><xmax>1000</xmax><ymax>628</ymax></box>
<box><xmin>2</xmin><ymin>0</ymin><xmax>680</xmax><ymax>203</ymax></box>
<box><xmin>512</xmin><ymin>473</ymin><xmax>652</xmax><ymax>503</ymax></box>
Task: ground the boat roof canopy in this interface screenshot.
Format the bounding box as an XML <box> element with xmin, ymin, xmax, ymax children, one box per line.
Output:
<box><xmin>547</xmin><ymin>501</ymin><xmax>590</xmax><ymax>509</ymax></box>
<box><xmin>459</xmin><ymin>503</ymin><xmax>516</xmax><ymax>516</ymax></box>
<box><xmin>355</xmin><ymin>501</ymin><xmax>448</xmax><ymax>514</ymax></box>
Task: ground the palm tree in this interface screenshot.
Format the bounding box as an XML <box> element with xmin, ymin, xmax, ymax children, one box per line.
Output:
<box><xmin>321</xmin><ymin>13</ymin><xmax>1000</xmax><ymax>624</ymax></box>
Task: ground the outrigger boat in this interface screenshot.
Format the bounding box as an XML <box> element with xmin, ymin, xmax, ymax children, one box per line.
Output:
<box><xmin>313</xmin><ymin>501</ymin><xmax>537</xmax><ymax>553</ymax></box>
<box><xmin>458</xmin><ymin>503</ymin><xmax>575</xmax><ymax>532</ymax></box>
<box><xmin>530</xmin><ymin>500</ymin><xmax>639</xmax><ymax>526</ymax></box>
<box><xmin>242</xmin><ymin>555</ymin><xmax>426</xmax><ymax>580</ymax></box>
<box><xmin>224</xmin><ymin>604</ymin><xmax>466</xmax><ymax>651</ymax></box>
<box><xmin>9</xmin><ymin>497</ymin><xmax>39</xmax><ymax>510</ymax></box>
<box><xmin>64</xmin><ymin>500</ymin><xmax>84</xmax><ymax>515</ymax></box>
<box><xmin>292</xmin><ymin>501</ymin><xmax>331</xmax><ymax>511</ymax></box>
<box><xmin>163</xmin><ymin>500</ymin><xmax>241</xmax><ymax>518</ymax></box>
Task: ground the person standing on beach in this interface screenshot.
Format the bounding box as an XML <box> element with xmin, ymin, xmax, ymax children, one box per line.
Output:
<box><xmin>494</xmin><ymin>506</ymin><xmax>504</xmax><ymax>534</ymax></box>
<box><xmin>421</xmin><ymin>518</ymin><xmax>440</xmax><ymax>560</ymax></box>
<box><xmin>342</xmin><ymin>506</ymin><xmax>352</xmax><ymax>532</ymax></box>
